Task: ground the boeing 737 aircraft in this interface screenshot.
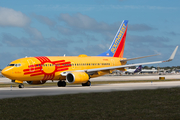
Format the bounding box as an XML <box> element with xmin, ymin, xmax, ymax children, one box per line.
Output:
<box><xmin>1</xmin><ymin>20</ymin><xmax>178</xmax><ymax>88</ymax></box>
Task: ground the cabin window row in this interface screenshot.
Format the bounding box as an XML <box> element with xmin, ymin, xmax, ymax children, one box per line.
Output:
<box><xmin>35</xmin><ymin>63</ymin><xmax>110</xmax><ymax>67</ymax></box>
<box><xmin>72</xmin><ymin>63</ymin><xmax>110</xmax><ymax>66</ymax></box>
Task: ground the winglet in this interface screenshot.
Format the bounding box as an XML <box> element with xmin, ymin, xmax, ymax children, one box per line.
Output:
<box><xmin>165</xmin><ymin>46</ymin><xmax>178</xmax><ymax>62</ymax></box>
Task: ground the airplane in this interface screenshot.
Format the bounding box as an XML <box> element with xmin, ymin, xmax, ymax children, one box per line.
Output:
<box><xmin>125</xmin><ymin>65</ymin><xmax>142</xmax><ymax>75</ymax></box>
<box><xmin>1</xmin><ymin>20</ymin><xmax>178</xmax><ymax>88</ymax></box>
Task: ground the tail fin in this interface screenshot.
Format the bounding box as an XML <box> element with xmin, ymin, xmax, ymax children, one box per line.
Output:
<box><xmin>97</xmin><ymin>20</ymin><xmax>128</xmax><ymax>58</ymax></box>
<box><xmin>134</xmin><ymin>65</ymin><xmax>142</xmax><ymax>73</ymax></box>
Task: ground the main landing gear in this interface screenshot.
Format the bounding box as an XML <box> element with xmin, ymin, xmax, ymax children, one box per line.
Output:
<box><xmin>18</xmin><ymin>84</ymin><xmax>24</xmax><ymax>88</ymax></box>
<box><xmin>57</xmin><ymin>81</ymin><xmax>66</xmax><ymax>87</ymax></box>
<box><xmin>82</xmin><ymin>81</ymin><xmax>91</xmax><ymax>86</ymax></box>
<box><xmin>57</xmin><ymin>80</ymin><xmax>91</xmax><ymax>87</ymax></box>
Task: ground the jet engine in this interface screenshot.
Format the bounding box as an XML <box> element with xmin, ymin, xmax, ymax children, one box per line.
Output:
<box><xmin>26</xmin><ymin>80</ymin><xmax>46</xmax><ymax>85</ymax></box>
<box><xmin>66</xmin><ymin>72</ymin><xmax>89</xmax><ymax>84</ymax></box>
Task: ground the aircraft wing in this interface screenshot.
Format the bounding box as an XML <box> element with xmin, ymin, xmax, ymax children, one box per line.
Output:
<box><xmin>86</xmin><ymin>46</ymin><xmax>178</xmax><ymax>73</ymax></box>
<box><xmin>61</xmin><ymin>60</ymin><xmax>165</xmax><ymax>76</ymax></box>
<box><xmin>120</xmin><ymin>54</ymin><xmax>160</xmax><ymax>62</ymax></box>
<box><xmin>60</xmin><ymin>46</ymin><xmax>178</xmax><ymax>76</ymax></box>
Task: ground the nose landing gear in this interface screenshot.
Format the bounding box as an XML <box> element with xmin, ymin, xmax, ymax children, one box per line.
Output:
<box><xmin>18</xmin><ymin>84</ymin><xmax>24</xmax><ymax>88</ymax></box>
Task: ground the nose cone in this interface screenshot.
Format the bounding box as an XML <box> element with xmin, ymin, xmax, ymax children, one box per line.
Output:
<box><xmin>1</xmin><ymin>67</ymin><xmax>13</xmax><ymax>78</ymax></box>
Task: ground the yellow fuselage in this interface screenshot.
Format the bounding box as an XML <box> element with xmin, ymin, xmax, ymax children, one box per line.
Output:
<box><xmin>2</xmin><ymin>55</ymin><xmax>126</xmax><ymax>82</ymax></box>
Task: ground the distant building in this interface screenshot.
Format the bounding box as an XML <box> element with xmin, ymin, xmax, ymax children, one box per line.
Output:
<box><xmin>141</xmin><ymin>68</ymin><xmax>157</xmax><ymax>74</ymax></box>
<box><xmin>175</xmin><ymin>69</ymin><xmax>180</xmax><ymax>73</ymax></box>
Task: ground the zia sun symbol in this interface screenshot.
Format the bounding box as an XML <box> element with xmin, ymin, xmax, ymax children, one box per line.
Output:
<box><xmin>23</xmin><ymin>56</ymin><xmax>71</xmax><ymax>80</ymax></box>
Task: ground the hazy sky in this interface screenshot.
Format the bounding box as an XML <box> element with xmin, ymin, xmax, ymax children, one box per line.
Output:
<box><xmin>0</xmin><ymin>0</ymin><xmax>179</xmax><ymax>68</ymax></box>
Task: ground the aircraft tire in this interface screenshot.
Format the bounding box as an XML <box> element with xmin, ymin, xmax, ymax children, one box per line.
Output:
<box><xmin>82</xmin><ymin>81</ymin><xmax>91</xmax><ymax>86</ymax></box>
<box><xmin>18</xmin><ymin>84</ymin><xmax>24</xmax><ymax>88</ymax></box>
<box><xmin>57</xmin><ymin>81</ymin><xmax>66</xmax><ymax>87</ymax></box>
<box><xmin>82</xmin><ymin>83</ymin><xmax>86</xmax><ymax>86</ymax></box>
<box><xmin>62</xmin><ymin>81</ymin><xmax>66</xmax><ymax>87</ymax></box>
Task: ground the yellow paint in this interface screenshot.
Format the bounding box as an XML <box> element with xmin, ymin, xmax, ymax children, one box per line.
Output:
<box><xmin>14</xmin><ymin>80</ymin><xmax>23</xmax><ymax>84</ymax></box>
<box><xmin>159</xmin><ymin>77</ymin><xmax>165</xmax><ymax>80</ymax></box>
<box><xmin>69</xmin><ymin>72</ymin><xmax>89</xmax><ymax>84</ymax></box>
<box><xmin>2</xmin><ymin>56</ymin><xmax>127</xmax><ymax>84</ymax></box>
<box><xmin>43</xmin><ymin>62</ymin><xmax>55</xmax><ymax>73</ymax></box>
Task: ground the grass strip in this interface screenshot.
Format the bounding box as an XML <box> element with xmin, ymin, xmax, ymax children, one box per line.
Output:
<box><xmin>0</xmin><ymin>88</ymin><xmax>180</xmax><ymax>119</ymax></box>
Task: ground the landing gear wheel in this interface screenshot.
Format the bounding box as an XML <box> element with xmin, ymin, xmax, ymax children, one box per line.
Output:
<box><xmin>18</xmin><ymin>84</ymin><xmax>24</xmax><ymax>88</ymax></box>
<box><xmin>57</xmin><ymin>81</ymin><xmax>66</xmax><ymax>87</ymax></box>
<box><xmin>82</xmin><ymin>81</ymin><xmax>91</xmax><ymax>86</ymax></box>
<box><xmin>62</xmin><ymin>81</ymin><xmax>66</xmax><ymax>87</ymax></box>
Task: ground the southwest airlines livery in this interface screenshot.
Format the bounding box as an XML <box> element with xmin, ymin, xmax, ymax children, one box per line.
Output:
<box><xmin>1</xmin><ymin>20</ymin><xmax>178</xmax><ymax>88</ymax></box>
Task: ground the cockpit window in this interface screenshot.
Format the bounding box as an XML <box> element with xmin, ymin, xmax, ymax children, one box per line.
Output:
<box><xmin>7</xmin><ymin>64</ymin><xmax>21</xmax><ymax>67</ymax></box>
<box><xmin>8</xmin><ymin>64</ymin><xmax>15</xmax><ymax>66</ymax></box>
<box><xmin>15</xmin><ymin>64</ymin><xmax>21</xmax><ymax>67</ymax></box>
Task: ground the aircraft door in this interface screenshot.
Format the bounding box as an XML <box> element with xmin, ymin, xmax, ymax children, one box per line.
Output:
<box><xmin>27</xmin><ymin>59</ymin><xmax>35</xmax><ymax>72</ymax></box>
<box><xmin>111</xmin><ymin>59</ymin><xmax>115</xmax><ymax>66</ymax></box>
<box><xmin>71</xmin><ymin>62</ymin><xmax>75</xmax><ymax>69</ymax></box>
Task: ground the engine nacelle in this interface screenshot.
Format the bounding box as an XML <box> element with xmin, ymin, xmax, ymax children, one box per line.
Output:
<box><xmin>66</xmin><ymin>72</ymin><xmax>89</xmax><ymax>84</ymax></box>
<box><xmin>26</xmin><ymin>80</ymin><xmax>46</xmax><ymax>85</ymax></box>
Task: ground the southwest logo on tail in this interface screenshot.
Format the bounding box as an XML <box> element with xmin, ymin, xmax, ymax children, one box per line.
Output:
<box><xmin>1</xmin><ymin>20</ymin><xmax>178</xmax><ymax>88</ymax></box>
<box><xmin>98</xmin><ymin>20</ymin><xmax>128</xmax><ymax>58</ymax></box>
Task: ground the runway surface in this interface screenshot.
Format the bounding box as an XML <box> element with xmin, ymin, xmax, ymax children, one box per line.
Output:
<box><xmin>1</xmin><ymin>74</ymin><xmax>180</xmax><ymax>83</ymax></box>
<box><xmin>91</xmin><ymin>74</ymin><xmax>180</xmax><ymax>81</ymax></box>
<box><xmin>1</xmin><ymin>81</ymin><xmax>180</xmax><ymax>99</ymax></box>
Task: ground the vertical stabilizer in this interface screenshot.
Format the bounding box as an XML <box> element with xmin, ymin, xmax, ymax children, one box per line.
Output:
<box><xmin>97</xmin><ymin>20</ymin><xmax>128</xmax><ymax>58</ymax></box>
<box><xmin>134</xmin><ymin>65</ymin><xmax>142</xmax><ymax>73</ymax></box>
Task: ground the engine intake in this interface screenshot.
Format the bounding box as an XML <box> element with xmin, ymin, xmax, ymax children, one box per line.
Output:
<box><xmin>66</xmin><ymin>72</ymin><xmax>89</xmax><ymax>84</ymax></box>
<box><xmin>26</xmin><ymin>80</ymin><xmax>46</xmax><ymax>85</ymax></box>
